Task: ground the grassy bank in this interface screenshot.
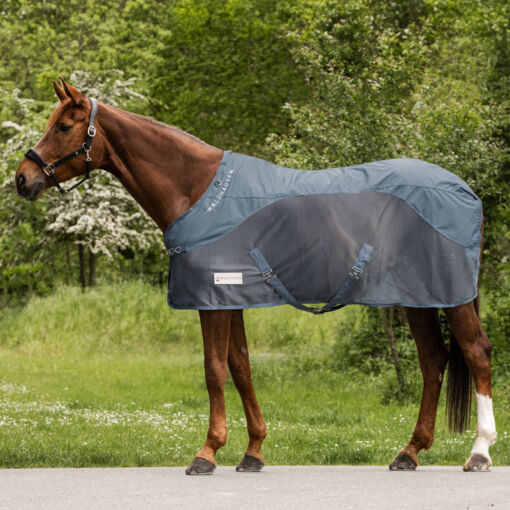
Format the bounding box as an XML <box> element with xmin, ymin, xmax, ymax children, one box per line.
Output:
<box><xmin>0</xmin><ymin>281</ymin><xmax>508</xmax><ymax>467</ymax></box>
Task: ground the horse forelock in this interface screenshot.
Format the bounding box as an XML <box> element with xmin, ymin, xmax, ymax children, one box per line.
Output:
<box><xmin>46</xmin><ymin>100</ymin><xmax>83</xmax><ymax>130</ymax></box>
<box><xmin>46</xmin><ymin>102</ymin><xmax>68</xmax><ymax>130</ymax></box>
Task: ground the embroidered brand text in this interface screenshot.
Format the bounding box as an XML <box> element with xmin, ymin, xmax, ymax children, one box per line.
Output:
<box><xmin>207</xmin><ymin>169</ymin><xmax>235</xmax><ymax>213</ymax></box>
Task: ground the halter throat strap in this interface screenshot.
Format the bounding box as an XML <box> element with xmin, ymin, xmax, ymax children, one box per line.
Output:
<box><xmin>25</xmin><ymin>97</ymin><xmax>98</xmax><ymax>194</ymax></box>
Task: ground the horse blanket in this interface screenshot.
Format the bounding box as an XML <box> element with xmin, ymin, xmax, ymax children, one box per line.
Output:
<box><xmin>163</xmin><ymin>151</ymin><xmax>481</xmax><ymax>312</ymax></box>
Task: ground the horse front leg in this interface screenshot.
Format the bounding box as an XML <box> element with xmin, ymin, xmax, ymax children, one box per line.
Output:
<box><xmin>227</xmin><ymin>310</ymin><xmax>267</xmax><ymax>472</ymax></box>
<box><xmin>390</xmin><ymin>308</ymin><xmax>448</xmax><ymax>470</ymax></box>
<box><xmin>185</xmin><ymin>310</ymin><xmax>231</xmax><ymax>475</ymax></box>
<box><xmin>444</xmin><ymin>302</ymin><xmax>497</xmax><ymax>471</ymax></box>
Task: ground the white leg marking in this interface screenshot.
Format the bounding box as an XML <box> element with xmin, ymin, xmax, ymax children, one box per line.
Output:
<box><xmin>470</xmin><ymin>393</ymin><xmax>497</xmax><ymax>460</ymax></box>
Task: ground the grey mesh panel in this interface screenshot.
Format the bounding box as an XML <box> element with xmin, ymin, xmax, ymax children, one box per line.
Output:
<box><xmin>168</xmin><ymin>191</ymin><xmax>479</xmax><ymax>310</ymax></box>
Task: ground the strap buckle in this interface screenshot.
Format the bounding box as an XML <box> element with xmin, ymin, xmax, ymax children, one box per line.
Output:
<box><xmin>87</xmin><ymin>125</ymin><xmax>96</xmax><ymax>137</ymax></box>
<box><xmin>349</xmin><ymin>266</ymin><xmax>363</xmax><ymax>279</ymax></box>
<box><xmin>42</xmin><ymin>163</ymin><xmax>55</xmax><ymax>177</ymax></box>
<box><xmin>261</xmin><ymin>269</ymin><xmax>273</xmax><ymax>280</ymax></box>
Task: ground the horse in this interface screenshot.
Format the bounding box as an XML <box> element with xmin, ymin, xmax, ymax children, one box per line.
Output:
<box><xmin>15</xmin><ymin>78</ymin><xmax>497</xmax><ymax>474</ymax></box>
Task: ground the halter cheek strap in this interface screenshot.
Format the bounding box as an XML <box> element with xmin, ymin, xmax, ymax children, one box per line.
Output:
<box><xmin>25</xmin><ymin>97</ymin><xmax>98</xmax><ymax>195</ymax></box>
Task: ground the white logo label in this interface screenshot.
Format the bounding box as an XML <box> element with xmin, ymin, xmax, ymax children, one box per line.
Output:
<box><xmin>214</xmin><ymin>272</ymin><xmax>243</xmax><ymax>285</ymax></box>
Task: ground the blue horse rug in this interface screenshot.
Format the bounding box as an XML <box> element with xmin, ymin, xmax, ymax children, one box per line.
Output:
<box><xmin>163</xmin><ymin>151</ymin><xmax>481</xmax><ymax>312</ymax></box>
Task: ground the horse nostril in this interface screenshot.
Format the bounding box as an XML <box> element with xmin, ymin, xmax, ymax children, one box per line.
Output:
<box><xmin>16</xmin><ymin>173</ymin><xmax>29</xmax><ymax>197</ymax></box>
<box><xmin>17</xmin><ymin>173</ymin><xmax>26</xmax><ymax>189</ymax></box>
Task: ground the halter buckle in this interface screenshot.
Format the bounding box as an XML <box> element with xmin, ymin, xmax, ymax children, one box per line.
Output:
<box><xmin>42</xmin><ymin>163</ymin><xmax>55</xmax><ymax>177</ymax></box>
<box><xmin>87</xmin><ymin>125</ymin><xmax>96</xmax><ymax>137</ymax></box>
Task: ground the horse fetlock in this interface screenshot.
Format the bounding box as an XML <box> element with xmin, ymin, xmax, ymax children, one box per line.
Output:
<box><xmin>249</xmin><ymin>424</ymin><xmax>267</xmax><ymax>442</ymax></box>
<box><xmin>416</xmin><ymin>438</ymin><xmax>434</xmax><ymax>452</ymax></box>
<box><xmin>207</xmin><ymin>428</ymin><xmax>228</xmax><ymax>449</ymax></box>
<box><xmin>196</xmin><ymin>444</ymin><xmax>218</xmax><ymax>464</ymax></box>
<box><xmin>410</xmin><ymin>426</ymin><xmax>434</xmax><ymax>451</ymax></box>
<box><xmin>245</xmin><ymin>448</ymin><xmax>265</xmax><ymax>462</ymax></box>
<box><xmin>476</xmin><ymin>426</ymin><xmax>497</xmax><ymax>446</ymax></box>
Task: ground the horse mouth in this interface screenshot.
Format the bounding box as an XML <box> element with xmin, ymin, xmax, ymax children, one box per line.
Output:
<box><xmin>27</xmin><ymin>182</ymin><xmax>44</xmax><ymax>201</ymax></box>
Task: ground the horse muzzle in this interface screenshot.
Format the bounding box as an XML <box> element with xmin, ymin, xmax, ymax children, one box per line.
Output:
<box><xmin>15</xmin><ymin>169</ymin><xmax>45</xmax><ymax>201</ymax></box>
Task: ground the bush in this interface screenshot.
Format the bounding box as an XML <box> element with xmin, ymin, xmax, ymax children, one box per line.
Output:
<box><xmin>484</xmin><ymin>284</ymin><xmax>510</xmax><ymax>384</ymax></box>
<box><xmin>332</xmin><ymin>306</ymin><xmax>420</xmax><ymax>403</ymax></box>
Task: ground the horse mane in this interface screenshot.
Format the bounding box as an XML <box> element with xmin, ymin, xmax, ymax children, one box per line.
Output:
<box><xmin>106</xmin><ymin>104</ymin><xmax>216</xmax><ymax>150</ymax></box>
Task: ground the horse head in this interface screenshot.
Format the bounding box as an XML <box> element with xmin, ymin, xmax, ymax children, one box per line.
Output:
<box><xmin>15</xmin><ymin>78</ymin><xmax>104</xmax><ymax>200</ymax></box>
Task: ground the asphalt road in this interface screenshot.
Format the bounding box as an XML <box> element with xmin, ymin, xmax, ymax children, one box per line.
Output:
<box><xmin>0</xmin><ymin>466</ymin><xmax>508</xmax><ymax>510</ymax></box>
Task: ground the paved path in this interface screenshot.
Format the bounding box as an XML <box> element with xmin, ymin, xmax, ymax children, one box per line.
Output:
<box><xmin>0</xmin><ymin>466</ymin><xmax>508</xmax><ymax>510</ymax></box>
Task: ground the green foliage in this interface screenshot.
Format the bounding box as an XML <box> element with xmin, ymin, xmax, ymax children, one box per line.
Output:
<box><xmin>332</xmin><ymin>307</ymin><xmax>421</xmax><ymax>403</ymax></box>
<box><xmin>0</xmin><ymin>281</ymin><xmax>200</xmax><ymax>352</ymax></box>
<box><xmin>333</xmin><ymin>307</ymin><xmax>389</xmax><ymax>375</ymax></box>
<box><xmin>151</xmin><ymin>0</ymin><xmax>309</xmax><ymax>155</ymax></box>
<box><xmin>485</xmin><ymin>286</ymin><xmax>510</xmax><ymax>385</ymax></box>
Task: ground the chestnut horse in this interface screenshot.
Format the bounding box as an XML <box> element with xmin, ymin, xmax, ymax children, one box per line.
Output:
<box><xmin>15</xmin><ymin>79</ymin><xmax>496</xmax><ymax>474</ymax></box>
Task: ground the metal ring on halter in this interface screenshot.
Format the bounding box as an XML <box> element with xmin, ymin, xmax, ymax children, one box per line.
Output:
<box><xmin>83</xmin><ymin>144</ymin><xmax>92</xmax><ymax>162</ymax></box>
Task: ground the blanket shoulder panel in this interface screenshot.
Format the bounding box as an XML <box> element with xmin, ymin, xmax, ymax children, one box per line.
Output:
<box><xmin>164</xmin><ymin>152</ymin><xmax>482</xmax><ymax>254</ymax></box>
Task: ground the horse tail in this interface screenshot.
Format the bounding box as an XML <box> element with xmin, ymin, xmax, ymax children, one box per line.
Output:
<box><xmin>445</xmin><ymin>298</ymin><xmax>476</xmax><ymax>433</ymax></box>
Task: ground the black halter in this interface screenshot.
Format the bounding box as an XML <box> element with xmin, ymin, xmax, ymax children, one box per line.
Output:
<box><xmin>25</xmin><ymin>97</ymin><xmax>98</xmax><ymax>194</ymax></box>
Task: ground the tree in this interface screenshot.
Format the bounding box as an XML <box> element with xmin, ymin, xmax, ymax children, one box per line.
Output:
<box><xmin>0</xmin><ymin>86</ymin><xmax>60</xmax><ymax>301</ymax></box>
<box><xmin>267</xmin><ymin>0</ymin><xmax>509</xmax><ymax>386</ymax></box>
<box><xmin>150</xmin><ymin>0</ymin><xmax>309</xmax><ymax>156</ymax></box>
<box><xmin>45</xmin><ymin>177</ymin><xmax>160</xmax><ymax>288</ymax></box>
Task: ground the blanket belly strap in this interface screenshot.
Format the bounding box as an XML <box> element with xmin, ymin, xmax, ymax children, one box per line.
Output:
<box><xmin>249</xmin><ymin>243</ymin><xmax>373</xmax><ymax>314</ymax></box>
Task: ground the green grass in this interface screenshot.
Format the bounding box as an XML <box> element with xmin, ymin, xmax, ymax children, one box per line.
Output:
<box><xmin>0</xmin><ymin>281</ymin><xmax>508</xmax><ymax>467</ymax></box>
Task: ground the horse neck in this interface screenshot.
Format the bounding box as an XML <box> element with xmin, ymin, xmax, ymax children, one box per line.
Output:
<box><xmin>97</xmin><ymin>103</ymin><xmax>224</xmax><ymax>231</ymax></box>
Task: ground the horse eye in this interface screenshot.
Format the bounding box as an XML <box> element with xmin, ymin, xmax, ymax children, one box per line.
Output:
<box><xmin>59</xmin><ymin>123</ymin><xmax>72</xmax><ymax>133</ymax></box>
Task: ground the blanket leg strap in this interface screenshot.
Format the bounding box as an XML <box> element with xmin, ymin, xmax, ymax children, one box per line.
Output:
<box><xmin>249</xmin><ymin>243</ymin><xmax>373</xmax><ymax>314</ymax></box>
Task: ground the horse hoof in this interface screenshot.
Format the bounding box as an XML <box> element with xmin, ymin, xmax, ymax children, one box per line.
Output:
<box><xmin>463</xmin><ymin>453</ymin><xmax>491</xmax><ymax>472</ymax></box>
<box><xmin>185</xmin><ymin>457</ymin><xmax>216</xmax><ymax>475</ymax></box>
<box><xmin>389</xmin><ymin>453</ymin><xmax>417</xmax><ymax>471</ymax></box>
<box><xmin>236</xmin><ymin>454</ymin><xmax>264</xmax><ymax>472</ymax></box>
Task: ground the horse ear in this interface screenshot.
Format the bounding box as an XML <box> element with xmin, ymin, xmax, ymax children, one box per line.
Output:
<box><xmin>59</xmin><ymin>76</ymin><xmax>86</xmax><ymax>106</ymax></box>
<box><xmin>52</xmin><ymin>80</ymin><xmax>67</xmax><ymax>102</ymax></box>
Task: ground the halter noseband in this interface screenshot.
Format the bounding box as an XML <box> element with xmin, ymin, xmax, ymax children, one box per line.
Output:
<box><xmin>24</xmin><ymin>97</ymin><xmax>98</xmax><ymax>194</ymax></box>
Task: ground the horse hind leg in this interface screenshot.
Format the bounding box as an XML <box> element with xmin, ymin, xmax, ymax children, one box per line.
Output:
<box><xmin>444</xmin><ymin>302</ymin><xmax>496</xmax><ymax>471</ymax></box>
<box><xmin>227</xmin><ymin>310</ymin><xmax>267</xmax><ymax>472</ymax></box>
<box><xmin>390</xmin><ymin>308</ymin><xmax>448</xmax><ymax>470</ymax></box>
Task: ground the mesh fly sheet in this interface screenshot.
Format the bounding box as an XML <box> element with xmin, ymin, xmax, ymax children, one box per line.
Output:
<box><xmin>163</xmin><ymin>151</ymin><xmax>481</xmax><ymax>312</ymax></box>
